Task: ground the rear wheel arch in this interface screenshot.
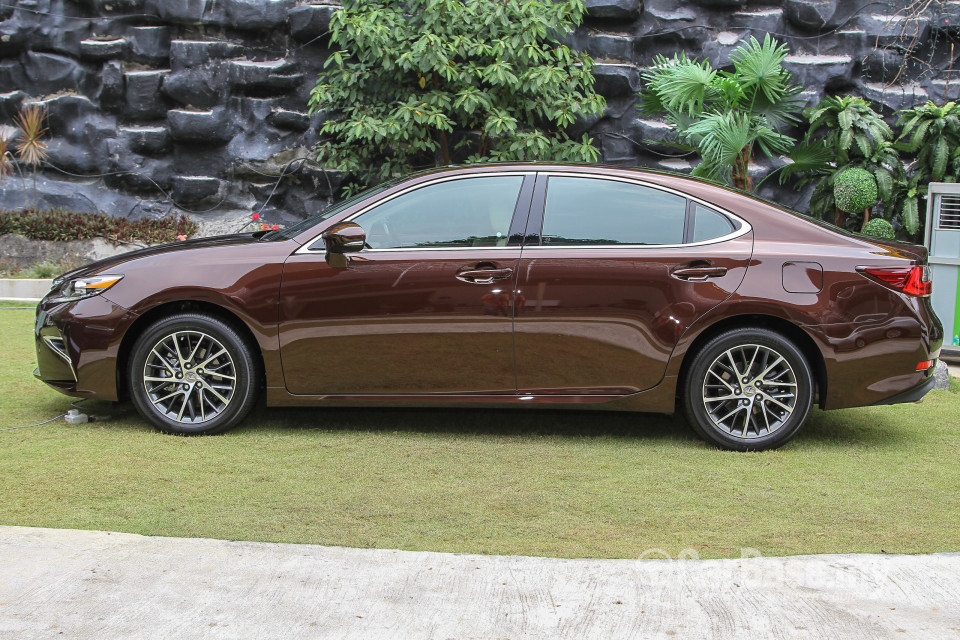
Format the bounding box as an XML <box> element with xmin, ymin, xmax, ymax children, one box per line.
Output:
<box><xmin>116</xmin><ymin>300</ymin><xmax>265</xmax><ymax>401</ymax></box>
<box><xmin>677</xmin><ymin>314</ymin><xmax>827</xmax><ymax>409</ymax></box>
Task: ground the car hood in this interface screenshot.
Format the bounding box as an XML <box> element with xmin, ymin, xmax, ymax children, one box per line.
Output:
<box><xmin>53</xmin><ymin>234</ymin><xmax>264</xmax><ymax>284</ymax></box>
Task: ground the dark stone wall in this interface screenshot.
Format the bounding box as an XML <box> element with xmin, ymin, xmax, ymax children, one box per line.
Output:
<box><xmin>0</xmin><ymin>0</ymin><xmax>957</xmax><ymax>234</ymax></box>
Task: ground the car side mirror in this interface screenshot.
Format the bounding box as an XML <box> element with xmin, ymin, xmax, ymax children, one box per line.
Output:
<box><xmin>319</xmin><ymin>222</ymin><xmax>366</xmax><ymax>269</ymax></box>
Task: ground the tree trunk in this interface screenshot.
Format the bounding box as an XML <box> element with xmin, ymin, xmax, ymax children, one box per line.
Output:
<box><xmin>438</xmin><ymin>129</ymin><xmax>452</xmax><ymax>166</ymax></box>
<box><xmin>733</xmin><ymin>145</ymin><xmax>753</xmax><ymax>191</ymax></box>
<box><xmin>835</xmin><ymin>206</ymin><xmax>846</xmax><ymax>228</ymax></box>
<box><xmin>431</xmin><ymin>72</ymin><xmax>452</xmax><ymax>165</ymax></box>
<box><xmin>861</xmin><ymin>206</ymin><xmax>871</xmax><ymax>231</ymax></box>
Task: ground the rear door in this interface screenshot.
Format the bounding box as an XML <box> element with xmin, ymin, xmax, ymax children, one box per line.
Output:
<box><xmin>514</xmin><ymin>173</ymin><xmax>753</xmax><ymax>395</ymax></box>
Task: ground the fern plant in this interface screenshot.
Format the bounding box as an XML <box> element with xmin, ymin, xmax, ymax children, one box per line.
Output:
<box><xmin>638</xmin><ymin>35</ymin><xmax>803</xmax><ymax>191</ymax></box>
<box><xmin>781</xmin><ymin>96</ymin><xmax>906</xmax><ymax>232</ymax></box>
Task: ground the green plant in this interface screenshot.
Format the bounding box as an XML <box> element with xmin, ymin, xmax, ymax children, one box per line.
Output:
<box><xmin>27</xmin><ymin>259</ymin><xmax>83</xmax><ymax>278</ymax></box>
<box><xmin>13</xmin><ymin>105</ymin><xmax>49</xmax><ymax>210</ymax></box>
<box><xmin>834</xmin><ymin>167</ymin><xmax>878</xmax><ymax>214</ymax></box>
<box><xmin>781</xmin><ymin>96</ymin><xmax>906</xmax><ymax>232</ymax></box>
<box><xmin>0</xmin><ymin>258</ymin><xmax>22</xmax><ymax>277</ymax></box>
<box><xmin>0</xmin><ymin>208</ymin><xmax>198</xmax><ymax>244</ymax></box>
<box><xmin>638</xmin><ymin>34</ymin><xmax>803</xmax><ymax>191</ymax></box>
<box><xmin>310</xmin><ymin>0</ymin><xmax>606</xmax><ymax>194</ymax></box>
<box><xmin>895</xmin><ymin>101</ymin><xmax>960</xmax><ymax>235</ymax></box>
<box><xmin>806</xmin><ymin>96</ymin><xmax>894</xmax><ymax>166</ymax></box>
<box><xmin>862</xmin><ymin>218</ymin><xmax>896</xmax><ymax>238</ymax></box>
<box><xmin>0</xmin><ymin>132</ymin><xmax>12</xmax><ymax>182</ymax></box>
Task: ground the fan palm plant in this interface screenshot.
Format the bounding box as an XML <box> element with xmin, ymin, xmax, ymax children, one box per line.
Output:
<box><xmin>13</xmin><ymin>104</ymin><xmax>48</xmax><ymax>210</ymax></box>
<box><xmin>638</xmin><ymin>35</ymin><xmax>803</xmax><ymax>191</ymax></box>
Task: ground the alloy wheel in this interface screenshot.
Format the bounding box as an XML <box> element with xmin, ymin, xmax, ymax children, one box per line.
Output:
<box><xmin>701</xmin><ymin>343</ymin><xmax>798</xmax><ymax>440</ymax></box>
<box><xmin>141</xmin><ymin>330</ymin><xmax>237</xmax><ymax>424</ymax></box>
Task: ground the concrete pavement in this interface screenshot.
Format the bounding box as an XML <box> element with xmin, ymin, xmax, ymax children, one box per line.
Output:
<box><xmin>1</xmin><ymin>526</ymin><xmax>958</xmax><ymax>639</ymax></box>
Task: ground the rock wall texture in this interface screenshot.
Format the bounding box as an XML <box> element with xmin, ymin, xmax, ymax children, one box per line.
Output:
<box><xmin>0</xmin><ymin>0</ymin><xmax>958</xmax><ymax>234</ymax></box>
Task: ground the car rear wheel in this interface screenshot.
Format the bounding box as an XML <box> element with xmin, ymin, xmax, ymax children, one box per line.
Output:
<box><xmin>682</xmin><ymin>328</ymin><xmax>813</xmax><ymax>451</ymax></box>
<box><xmin>128</xmin><ymin>313</ymin><xmax>260</xmax><ymax>435</ymax></box>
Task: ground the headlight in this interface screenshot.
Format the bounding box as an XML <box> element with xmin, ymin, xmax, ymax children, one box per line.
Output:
<box><xmin>49</xmin><ymin>274</ymin><xmax>124</xmax><ymax>302</ymax></box>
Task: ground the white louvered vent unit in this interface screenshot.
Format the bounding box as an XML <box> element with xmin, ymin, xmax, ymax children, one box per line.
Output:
<box><xmin>924</xmin><ymin>183</ymin><xmax>960</xmax><ymax>351</ymax></box>
<box><xmin>938</xmin><ymin>194</ymin><xmax>960</xmax><ymax>230</ymax></box>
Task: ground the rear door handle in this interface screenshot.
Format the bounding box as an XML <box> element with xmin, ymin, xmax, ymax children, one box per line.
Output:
<box><xmin>456</xmin><ymin>267</ymin><xmax>514</xmax><ymax>284</ymax></box>
<box><xmin>671</xmin><ymin>266</ymin><xmax>728</xmax><ymax>281</ymax></box>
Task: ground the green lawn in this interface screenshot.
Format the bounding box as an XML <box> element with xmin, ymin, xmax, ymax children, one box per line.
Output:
<box><xmin>1</xmin><ymin>300</ymin><xmax>958</xmax><ymax>559</ymax></box>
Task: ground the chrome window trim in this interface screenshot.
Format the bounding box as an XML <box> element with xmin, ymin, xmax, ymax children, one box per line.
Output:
<box><xmin>295</xmin><ymin>170</ymin><xmax>752</xmax><ymax>255</ymax></box>
<box><xmin>296</xmin><ymin>172</ymin><xmax>533</xmax><ymax>255</ymax></box>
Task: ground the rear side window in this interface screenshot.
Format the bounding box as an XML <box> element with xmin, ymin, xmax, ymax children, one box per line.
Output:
<box><xmin>541</xmin><ymin>177</ymin><xmax>687</xmax><ymax>245</ymax></box>
<box><xmin>692</xmin><ymin>203</ymin><xmax>736</xmax><ymax>242</ymax></box>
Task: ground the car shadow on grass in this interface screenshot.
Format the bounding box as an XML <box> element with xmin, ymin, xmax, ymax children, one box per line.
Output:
<box><xmin>793</xmin><ymin>407</ymin><xmax>919</xmax><ymax>449</ymax></box>
<box><xmin>244</xmin><ymin>403</ymin><xmax>703</xmax><ymax>444</ymax></box>
<box><xmin>68</xmin><ymin>399</ymin><xmax>915</xmax><ymax>450</ymax></box>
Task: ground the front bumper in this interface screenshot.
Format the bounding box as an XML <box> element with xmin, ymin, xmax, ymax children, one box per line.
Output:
<box><xmin>34</xmin><ymin>294</ymin><xmax>137</xmax><ymax>401</ymax></box>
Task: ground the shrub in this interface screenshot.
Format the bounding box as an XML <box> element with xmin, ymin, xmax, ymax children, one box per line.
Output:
<box><xmin>834</xmin><ymin>168</ymin><xmax>878</xmax><ymax>214</ymax></box>
<box><xmin>0</xmin><ymin>209</ymin><xmax>198</xmax><ymax>244</ymax></box>
<box><xmin>862</xmin><ymin>218</ymin><xmax>896</xmax><ymax>239</ymax></box>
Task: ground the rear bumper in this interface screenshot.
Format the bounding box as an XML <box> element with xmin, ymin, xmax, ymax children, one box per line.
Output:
<box><xmin>870</xmin><ymin>374</ymin><xmax>936</xmax><ymax>406</ymax></box>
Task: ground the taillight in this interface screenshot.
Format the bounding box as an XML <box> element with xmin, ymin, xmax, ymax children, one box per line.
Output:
<box><xmin>859</xmin><ymin>265</ymin><xmax>932</xmax><ymax>297</ymax></box>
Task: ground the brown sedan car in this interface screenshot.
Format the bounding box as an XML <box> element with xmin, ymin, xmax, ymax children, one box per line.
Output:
<box><xmin>34</xmin><ymin>164</ymin><xmax>942</xmax><ymax>450</ymax></box>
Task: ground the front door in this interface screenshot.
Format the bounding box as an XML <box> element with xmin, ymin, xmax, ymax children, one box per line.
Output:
<box><xmin>279</xmin><ymin>174</ymin><xmax>532</xmax><ymax>395</ymax></box>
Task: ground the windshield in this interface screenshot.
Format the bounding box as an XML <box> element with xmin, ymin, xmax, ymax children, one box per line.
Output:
<box><xmin>261</xmin><ymin>178</ymin><xmax>402</xmax><ymax>241</ymax></box>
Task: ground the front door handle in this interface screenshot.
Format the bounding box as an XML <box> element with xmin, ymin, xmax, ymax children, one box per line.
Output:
<box><xmin>456</xmin><ymin>267</ymin><xmax>514</xmax><ymax>284</ymax></box>
<box><xmin>671</xmin><ymin>266</ymin><xmax>728</xmax><ymax>281</ymax></box>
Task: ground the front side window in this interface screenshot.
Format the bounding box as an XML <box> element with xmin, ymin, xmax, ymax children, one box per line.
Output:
<box><xmin>541</xmin><ymin>177</ymin><xmax>687</xmax><ymax>245</ymax></box>
<box><xmin>354</xmin><ymin>176</ymin><xmax>524</xmax><ymax>249</ymax></box>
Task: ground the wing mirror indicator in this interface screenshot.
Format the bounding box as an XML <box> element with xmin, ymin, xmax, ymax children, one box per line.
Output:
<box><xmin>319</xmin><ymin>222</ymin><xmax>366</xmax><ymax>269</ymax></box>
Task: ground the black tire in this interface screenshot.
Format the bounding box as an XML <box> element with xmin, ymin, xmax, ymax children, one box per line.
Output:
<box><xmin>682</xmin><ymin>328</ymin><xmax>813</xmax><ymax>451</ymax></box>
<box><xmin>128</xmin><ymin>313</ymin><xmax>260</xmax><ymax>435</ymax></box>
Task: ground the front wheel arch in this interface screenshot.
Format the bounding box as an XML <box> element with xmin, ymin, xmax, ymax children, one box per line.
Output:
<box><xmin>116</xmin><ymin>300</ymin><xmax>265</xmax><ymax>402</ymax></box>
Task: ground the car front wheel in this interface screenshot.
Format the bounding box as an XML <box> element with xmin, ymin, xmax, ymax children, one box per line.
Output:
<box><xmin>128</xmin><ymin>313</ymin><xmax>260</xmax><ymax>435</ymax></box>
<box><xmin>682</xmin><ymin>328</ymin><xmax>814</xmax><ymax>451</ymax></box>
